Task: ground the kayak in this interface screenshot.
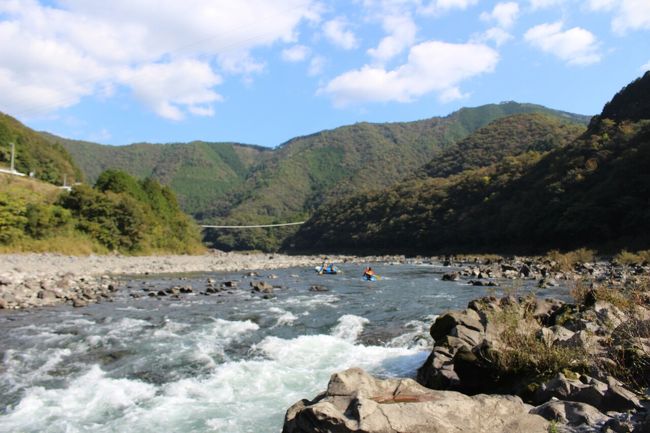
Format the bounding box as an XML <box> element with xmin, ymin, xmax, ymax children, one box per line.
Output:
<box><xmin>315</xmin><ymin>266</ymin><xmax>339</xmax><ymax>274</ymax></box>
<box><xmin>362</xmin><ymin>274</ymin><xmax>379</xmax><ymax>281</ymax></box>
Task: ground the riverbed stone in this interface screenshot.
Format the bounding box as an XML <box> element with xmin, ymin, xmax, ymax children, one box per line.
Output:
<box><xmin>442</xmin><ymin>272</ymin><xmax>459</xmax><ymax>281</ymax></box>
<box><xmin>251</xmin><ymin>281</ymin><xmax>274</xmax><ymax>293</ymax></box>
<box><xmin>531</xmin><ymin>400</ymin><xmax>610</xmax><ymax>427</ymax></box>
<box><xmin>602</xmin><ymin>376</ymin><xmax>643</xmax><ymax>412</ymax></box>
<box><xmin>282</xmin><ymin>368</ymin><xmax>549</xmax><ymax>433</ymax></box>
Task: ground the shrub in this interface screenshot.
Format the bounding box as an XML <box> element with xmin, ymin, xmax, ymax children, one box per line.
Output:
<box><xmin>0</xmin><ymin>192</ymin><xmax>27</xmax><ymax>243</ymax></box>
<box><xmin>547</xmin><ymin>248</ymin><xmax>596</xmax><ymax>271</ymax></box>
<box><xmin>25</xmin><ymin>203</ymin><xmax>72</xmax><ymax>239</ymax></box>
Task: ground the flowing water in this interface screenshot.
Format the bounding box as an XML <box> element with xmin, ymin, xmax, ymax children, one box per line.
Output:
<box><xmin>0</xmin><ymin>262</ymin><xmax>569</xmax><ymax>433</ymax></box>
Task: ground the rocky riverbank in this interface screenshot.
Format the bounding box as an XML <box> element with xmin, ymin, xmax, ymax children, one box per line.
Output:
<box><xmin>283</xmin><ymin>266</ymin><xmax>650</xmax><ymax>432</ymax></box>
<box><xmin>0</xmin><ymin>251</ymin><xmax>368</xmax><ymax>309</ymax></box>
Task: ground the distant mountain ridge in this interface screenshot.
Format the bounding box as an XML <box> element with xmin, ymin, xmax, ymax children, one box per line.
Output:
<box><xmin>37</xmin><ymin>101</ymin><xmax>589</xmax><ymax>250</ymax></box>
<box><xmin>41</xmin><ymin>134</ymin><xmax>272</xmax><ymax>217</ymax></box>
<box><xmin>288</xmin><ymin>73</ymin><xmax>650</xmax><ymax>254</ymax></box>
<box><xmin>420</xmin><ymin>113</ymin><xmax>586</xmax><ymax>178</ymax></box>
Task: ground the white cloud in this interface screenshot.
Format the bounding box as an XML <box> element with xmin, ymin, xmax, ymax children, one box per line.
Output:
<box><xmin>323</xmin><ymin>18</ymin><xmax>358</xmax><ymax>50</ymax></box>
<box><xmin>120</xmin><ymin>60</ymin><xmax>223</xmax><ymax>121</ymax></box>
<box><xmin>308</xmin><ymin>55</ymin><xmax>326</xmax><ymax>76</ymax></box>
<box><xmin>282</xmin><ymin>45</ymin><xmax>310</xmax><ymax>62</ymax></box>
<box><xmin>642</xmin><ymin>60</ymin><xmax>650</xmax><ymax>71</ymax></box>
<box><xmin>524</xmin><ymin>22</ymin><xmax>601</xmax><ymax>66</ymax></box>
<box><xmin>420</xmin><ymin>0</ymin><xmax>480</xmax><ymax>15</ymax></box>
<box><xmin>612</xmin><ymin>0</ymin><xmax>650</xmax><ymax>33</ymax></box>
<box><xmin>319</xmin><ymin>40</ymin><xmax>498</xmax><ymax>106</ymax></box>
<box><xmin>586</xmin><ymin>0</ymin><xmax>650</xmax><ymax>33</ymax></box>
<box><xmin>367</xmin><ymin>13</ymin><xmax>417</xmax><ymax>63</ymax></box>
<box><xmin>439</xmin><ymin>87</ymin><xmax>469</xmax><ymax>103</ymax></box>
<box><xmin>480</xmin><ymin>2</ymin><xmax>520</xmax><ymax>28</ymax></box>
<box><xmin>474</xmin><ymin>27</ymin><xmax>514</xmax><ymax>46</ymax></box>
<box><xmin>0</xmin><ymin>0</ymin><xmax>319</xmax><ymax>118</ymax></box>
<box><xmin>218</xmin><ymin>51</ymin><xmax>266</xmax><ymax>76</ymax></box>
<box><xmin>587</xmin><ymin>0</ymin><xmax>617</xmax><ymax>10</ymax></box>
<box><xmin>529</xmin><ymin>0</ymin><xmax>567</xmax><ymax>9</ymax></box>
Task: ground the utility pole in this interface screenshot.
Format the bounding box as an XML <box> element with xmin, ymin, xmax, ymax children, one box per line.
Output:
<box><xmin>10</xmin><ymin>142</ymin><xmax>15</xmax><ymax>172</ymax></box>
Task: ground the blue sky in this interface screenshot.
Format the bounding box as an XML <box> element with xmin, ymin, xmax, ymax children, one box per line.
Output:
<box><xmin>0</xmin><ymin>0</ymin><xmax>648</xmax><ymax>148</ymax></box>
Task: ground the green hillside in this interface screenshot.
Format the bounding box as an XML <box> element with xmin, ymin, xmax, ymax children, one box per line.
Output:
<box><xmin>0</xmin><ymin>170</ymin><xmax>204</xmax><ymax>254</ymax></box>
<box><xmin>208</xmin><ymin>103</ymin><xmax>588</xmax><ymax>250</ymax></box>
<box><xmin>42</xmin><ymin>102</ymin><xmax>589</xmax><ymax>252</ymax></box>
<box><xmin>288</xmin><ymin>74</ymin><xmax>650</xmax><ymax>254</ymax></box>
<box><xmin>41</xmin><ymin>134</ymin><xmax>272</xmax><ymax>217</ymax></box>
<box><xmin>0</xmin><ymin>114</ymin><xmax>81</xmax><ymax>185</ymax></box>
<box><xmin>420</xmin><ymin>113</ymin><xmax>586</xmax><ymax>178</ymax></box>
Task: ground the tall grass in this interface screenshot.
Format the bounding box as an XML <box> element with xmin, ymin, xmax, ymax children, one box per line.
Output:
<box><xmin>615</xmin><ymin>249</ymin><xmax>650</xmax><ymax>265</ymax></box>
<box><xmin>0</xmin><ymin>233</ymin><xmax>106</xmax><ymax>255</ymax></box>
<box><xmin>488</xmin><ymin>303</ymin><xmax>590</xmax><ymax>379</ymax></box>
<box><xmin>546</xmin><ymin>248</ymin><xmax>596</xmax><ymax>271</ymax></box>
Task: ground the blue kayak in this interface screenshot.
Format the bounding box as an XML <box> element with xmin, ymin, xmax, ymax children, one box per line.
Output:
<box><xmin>315</xmin><ymin>266</ymin><xmax>339</xmax><ymax>274</ymax></box>
<box><xmin>362</xmin><ymin>274</ymin><xmax>378</xmax><ymax>281</ymax></box>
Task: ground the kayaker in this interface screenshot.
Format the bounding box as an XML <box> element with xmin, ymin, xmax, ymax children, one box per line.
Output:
<box><xmin>319</xmin><ymin>259</ymin><xmax>333</xmax><ymax>274</ymax></box>
<box><xmin>363</xmin><ymin>267</ymin><xmax>375</xmax><ymax>279</ymax></box>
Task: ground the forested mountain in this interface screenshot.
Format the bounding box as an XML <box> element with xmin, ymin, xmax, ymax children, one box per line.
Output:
<box><xmin>206</xmin><ymin>103</ymin><xmax>588</xmax><ymax>250</ymax></box>
<box><xmin>41</xmin><ymin>135</ymin><xmax>271</xmax><ymax>217</ymax></box>
<box><xmin>38</xmin><ymin>102</ymin><xmax>588</xmax><ymax>251</ymax></box>
<box><xmin>288</xmin><ymin>73</ymin><xmax>650</xmax><ymax>254</ymax></box>
<box><xmin>0</xmin><ymin>114</ymin><xmax>81</xmax><ymax>185</ymax></box>
<box><xmin>15</xmin><ymin>102</ymin><xmax>588</xmax><ymax>250</ymax></box>
<box><xmin>419</xmin><ymin>113</ymin><xmax>586</xmax><ymax>178</ymax></box>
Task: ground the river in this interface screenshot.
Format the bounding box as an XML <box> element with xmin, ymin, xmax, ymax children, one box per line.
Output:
<box><xmin>0</xmin><ymin>262</ymin><xmax>568</xmax><ymax>433</ymax></box>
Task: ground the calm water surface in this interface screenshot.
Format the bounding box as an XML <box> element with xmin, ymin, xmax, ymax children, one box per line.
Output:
<box><xmin>0</xmin><ymin>262</ymin><xmax>569</xmax><ymax>433</ymax></box>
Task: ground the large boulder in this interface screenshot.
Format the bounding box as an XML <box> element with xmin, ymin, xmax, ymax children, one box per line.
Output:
<box><xmin>282</xmin><ymin>368</ymin><xmax>549</xmax><ymax>433</ymax></box>
<box><xmin>531</xmin><ymin>400</ymin><xmax>610</xmax><ymax>427</ymax></box>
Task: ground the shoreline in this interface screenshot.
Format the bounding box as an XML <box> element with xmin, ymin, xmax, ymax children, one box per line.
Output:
<box><xmin>0</xmin><ymin>251</ymin><xmax>360</xmax><ymax>279</ymax></box>
<box><xmin>0</xmin><ymin>251</ymin><xmax>387</xmax><ymax>309</ymax></box>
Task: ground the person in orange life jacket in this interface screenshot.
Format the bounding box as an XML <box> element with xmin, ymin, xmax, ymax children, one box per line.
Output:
<box><xmin>363</xmin><ymin>267</ymin><xmax>375</xmax><ymax>279</ymax></box>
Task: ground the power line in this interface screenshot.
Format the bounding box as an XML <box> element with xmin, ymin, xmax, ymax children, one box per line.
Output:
<box><xmin>201</xmin><ymin>221</ymin><xmax>305</xmax><ymax>229</ymax></box>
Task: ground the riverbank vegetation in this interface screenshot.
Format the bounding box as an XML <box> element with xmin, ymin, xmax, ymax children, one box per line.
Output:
<box><xmin>0</xmin><ymin>170</ymin><xmax>204</xmax><ymax>255</ymax></box>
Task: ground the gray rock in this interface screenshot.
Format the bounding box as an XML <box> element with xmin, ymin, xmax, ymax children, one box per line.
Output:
<box><xmin>534</xmin><ymin>373</ymin><xmax>607</xmax><ymax>408</ymax></box>
<box><xmin>450</xmin><ymin>324</ymin><xmax>483</xmax><ymax>347</ymax></box>
<box><xmin>309</xmin><ymin>285</ymin><xmax>328</xmax><ymax>292</ymax></box>
<box><xmin>442</xmin><ymin>272</ymin><xmax>459</xmax><ymax>281</ymax></box>
<box><xmin>283</xmin><ymin>368</ymin><xmax>549</xmax><ymax>433</ymax></box>
<box><xmin>531</xmin><ymin>298</ymin><xmax>564</xmax><ymax>324</ymax></box>
<box><xmin>603</xmin><ymin>417</ymin><xmax>635</xmax><ymax>433</ymax></box>
<box><xmin>430</xmin><ymin>310</ymin><xmax>484</xmax><ymax>342</ymax></box>
<box><xmin>602</xmin><ymin>376</ymin><xmax>643</xmax><ymax>412</ymax></box>
<box><xmin>37</xmin><ymin>290</ymin><xmax>58</xmax><ymax>303</ymax></box>
<box><xmin>251</xmin><ymin>281</ymin><xmax>274</xmax><ymax>293</ymax></box>
<box><xmin>555</xmin><ymin>330</ymin><xmax>599</xmax><ymax>354</ymax></box>
<box><xmin>72</xmin><ymin>298</ymin><xmax>88</xmax><ymax>308</ymax></box>
<box><xmin>531</xmin><ymin>400</ymin><xmax>609</xmax><ymax>427</ymax></box>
